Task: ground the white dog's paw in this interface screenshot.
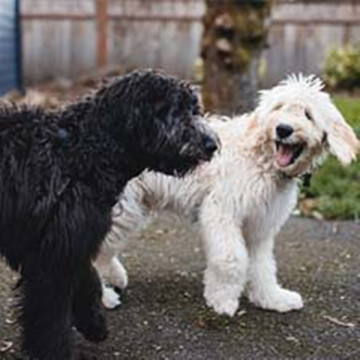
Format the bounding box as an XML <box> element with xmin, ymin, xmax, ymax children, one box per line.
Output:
<box><xmin>102</xmin><ymin>286</ymin><xmax>121</xmax><ymax>310</ymax></box>
<box><xmin>204</xmin><ymin>286</ymin><xmax>239</xmax><ymax>317</ymax></box>
<box><xmin>250</xmin><ymin>288</ymin><xmax>303</xmax><ymax>313</ymax></box>
<box><xmin>108</xmin><ymin>257</ymin><xmax>128</xmax><ymax>289</ymax></box>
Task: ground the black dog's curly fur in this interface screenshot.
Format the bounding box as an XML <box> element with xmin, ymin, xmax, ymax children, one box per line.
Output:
<box><xmin>0</xmin><ymin>70</ymin><xmax>218</xmax><ymax>359</ymax></box>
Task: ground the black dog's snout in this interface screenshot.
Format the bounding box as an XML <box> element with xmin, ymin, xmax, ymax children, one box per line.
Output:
<box><xmin>276</xmin><ymin>124</ymin><xmax>294</xmax><ymax>139</ymax></box>
<box><xmin>204</xmin><ymin>135</ymin><xmax>218</xmax><ymax>155</ymax></box>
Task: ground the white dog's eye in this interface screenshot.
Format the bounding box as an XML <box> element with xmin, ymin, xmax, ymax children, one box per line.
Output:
<box><xmin>305</xmin><ymin>109</ymin><xmax>312</xmax><ymax>121</ymax></box>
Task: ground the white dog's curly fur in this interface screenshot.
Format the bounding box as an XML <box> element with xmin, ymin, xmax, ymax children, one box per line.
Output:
<box><xmin>95</xmin><ymin>75</ymin><xmax>359</xmax><ymax>316</ymax></box>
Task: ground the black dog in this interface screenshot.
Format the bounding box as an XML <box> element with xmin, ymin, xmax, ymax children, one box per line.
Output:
<box><xmin>0</xmin><ymin>70</ymin><xmax>218</xmax><ymax>359</ymax></box>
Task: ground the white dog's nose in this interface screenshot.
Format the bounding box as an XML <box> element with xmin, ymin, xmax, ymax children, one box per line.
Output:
<box><xmin>276</xmin><ymin>124</ymin><xmax>294</xmax><ymax>139</ymax></box>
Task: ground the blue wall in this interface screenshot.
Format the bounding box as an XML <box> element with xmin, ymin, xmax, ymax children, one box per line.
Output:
<box><xmin>0</xmin><ymin>0</ymin><xmax>22</xmax><ymax>95</ymax></box>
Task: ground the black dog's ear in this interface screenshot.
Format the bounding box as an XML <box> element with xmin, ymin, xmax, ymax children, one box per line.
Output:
<box><xmin>181</xmin><ymin>83</ymin><xmax>203</xmax><ymax>115</ymax></box>
<box><xmin>153</xmin><ymin>99</ymin><xmax>171</xmax><ymax>116</ymax></box>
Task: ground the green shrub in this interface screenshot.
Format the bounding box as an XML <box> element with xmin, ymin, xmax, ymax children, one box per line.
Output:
<box><xmin>323</xmin><ymin>45</ymin><xmax>360</xmax><ymax>90</ymax></box>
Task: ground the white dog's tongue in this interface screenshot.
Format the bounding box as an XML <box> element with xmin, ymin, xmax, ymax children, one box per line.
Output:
<box><xmin>276</xmin><ymin>144</ymin><xmax>293</xmax><ymax>167</ymax></box>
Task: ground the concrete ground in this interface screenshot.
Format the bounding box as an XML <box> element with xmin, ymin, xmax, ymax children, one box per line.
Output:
<box><xmin>0</xmin><ymin>216</ymin><xmax>359</xmax><ymax>359</ymax></box>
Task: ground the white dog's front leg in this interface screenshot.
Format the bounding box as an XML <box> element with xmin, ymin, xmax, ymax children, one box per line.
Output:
<box><xmin>247</xmin><ymin>237</ymin><xmax>303</xmax><ymax>312</ymax></box>
<box><xmin>201</xmin><ymin>199</ymin><xmax>248</xmax><ymax>317</ymax></box>
<box><xmin>94</xmin><ymin>247</ymin><xmax>128</xmax><ymax>290</ymax></box>
<box><xmin>102</xmin><ymin>283</ymin><xmax>122</xmax><ymax>310</ymax></box>
<box><xmin>95</xmin><ymin>251</ymin><xmax>128</xmax><ymax>309</ymax></box>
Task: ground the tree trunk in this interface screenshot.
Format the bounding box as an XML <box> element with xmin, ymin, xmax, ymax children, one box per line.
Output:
<box><xmin>201</xmin><ymin>0</ymin><xmax>271</xmax><ymax>115</ymax></box>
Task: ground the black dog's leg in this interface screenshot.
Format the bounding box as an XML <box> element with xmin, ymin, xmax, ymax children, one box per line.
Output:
<box><xmin>19</xmin><ymin>273</ymin><xmax>76</xmax><ymax>360</ymax></box>
<box><xmin>73</xmin><ymin>260</ymin><xmax>108</xmax><ymax>343</ymax></box>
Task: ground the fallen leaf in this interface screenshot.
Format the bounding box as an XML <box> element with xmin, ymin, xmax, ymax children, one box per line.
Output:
<box><xmin>195</xmin><ymin>316</ymin><xmax>206</xmax><ymax>328</ymax></box>
<box><xmin>323</xmin><ymin>315</ymin><xmax>355</xmax><ymax>328</ymax></box>
<box><xmin>285</xmin><ymin>336</ymin><xmax>299</xmax><ymax>343</ymax></box>
<box><xmin>0</xmin><ymin>341</ymin><xmax>13</xmax><ymax>353</ymax></box>
<box><xmin>5</xmin><ymin>318</ymin><xmax>15</xmax><ymax>324</ymax></box>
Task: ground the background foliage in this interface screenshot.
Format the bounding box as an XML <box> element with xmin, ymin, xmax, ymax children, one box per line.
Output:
<box><xmin>323</xmin><ymin>45</ymin><xmax>360</xmax><ymax>91</ymax></box>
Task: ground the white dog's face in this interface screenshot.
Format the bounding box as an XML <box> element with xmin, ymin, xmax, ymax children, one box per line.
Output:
<box><xmin>255</xmin><ymin>75</ymin><xmax>359</xmax><ymax>177</ymax></box>
<box><xmin>266</xmin><ymin>101</ymin><xmax>326</xmax><ymax>177</ymax></box>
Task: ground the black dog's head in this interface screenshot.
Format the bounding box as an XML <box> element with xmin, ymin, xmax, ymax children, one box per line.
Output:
<box><xmin>101</xmin><ymin>70</ymin><xmax>220</xmax><ymax>176</ymax></box>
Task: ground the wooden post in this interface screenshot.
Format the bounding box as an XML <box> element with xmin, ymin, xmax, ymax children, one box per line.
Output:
<box><xmin>96</xmin><ymin>0</ymin><xmax>108</xmax><ymax>69</ymax></box>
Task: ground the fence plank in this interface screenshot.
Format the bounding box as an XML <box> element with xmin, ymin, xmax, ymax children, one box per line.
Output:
<box><xmin>96</xmin><ymin>0</ymin><xmax>108</xmax><ymax>68</ymax></box>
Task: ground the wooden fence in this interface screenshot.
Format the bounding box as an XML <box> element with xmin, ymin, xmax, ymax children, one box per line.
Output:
<box><xmin>21</xmin><ymin>0</ymin><xmax>204</xmax><ymax>83</ymax></box>
<box><xmin>264</xmin><ymin>0</ymin><xmax>360</xmax><ymax>86</ymax></box>
<box><xmin>21</xmin><ymin>0</ymin><xmax>360</xmax><ymax>86</ymax></box>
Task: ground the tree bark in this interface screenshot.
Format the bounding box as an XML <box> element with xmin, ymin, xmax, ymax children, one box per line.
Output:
<box><xmin>201</xmin><ymin>0</ymin><xmax>271</xmax><ymax>115</ymax></box>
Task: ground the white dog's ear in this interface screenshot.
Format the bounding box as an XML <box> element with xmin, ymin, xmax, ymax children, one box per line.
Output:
<box><xmin>325</xmin><ymin>103</ymin><xmax>360</xmax><ymax>165</ymax></box>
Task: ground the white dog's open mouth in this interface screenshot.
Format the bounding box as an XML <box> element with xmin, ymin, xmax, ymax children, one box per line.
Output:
<box><xmin>275</xmin><ymin>141</ymin><xmax>305</xmax><ymax>167</ymax></box>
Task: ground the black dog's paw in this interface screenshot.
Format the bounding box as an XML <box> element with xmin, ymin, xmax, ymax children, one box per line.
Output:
<box><xmin>75</xmin><ymin>313</ymin><xmax>108</xmax><ymax>343</ymax></box>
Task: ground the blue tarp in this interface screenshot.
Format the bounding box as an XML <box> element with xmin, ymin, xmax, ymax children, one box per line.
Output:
<box><xmin>0</xmin><ymin>0</ymin><xmax>22</xmax><ymax>95</ymax></box>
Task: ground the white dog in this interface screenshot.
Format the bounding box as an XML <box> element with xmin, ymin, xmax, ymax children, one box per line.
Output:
<box><xmin>95</xmin><ymin>75</ymin><xmax>359</xmax><ymax>315</ymax></box>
